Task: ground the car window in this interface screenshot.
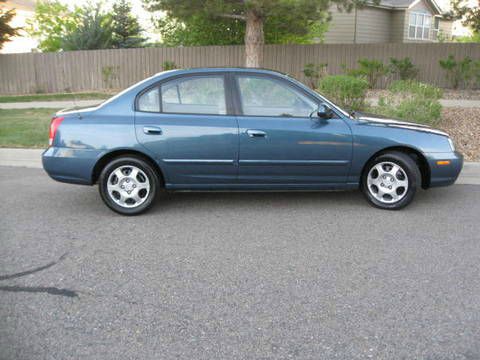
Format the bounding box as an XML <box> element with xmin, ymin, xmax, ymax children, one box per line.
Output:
<box><xmin>237</xmin><ymin>76</ymin><xmax>317</xmax><ymax>117</ymax></box>
<box><xmin>138</xmin><ymin>87</ymin><xmax>160</xmax><ymax>112</ymax></box>
<box><xmin>161</xmin><ymin>76</ymin><xmax>226</xmax><ymax>115</ymax></box>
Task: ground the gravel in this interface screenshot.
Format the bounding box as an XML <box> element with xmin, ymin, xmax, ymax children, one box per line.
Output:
<box><xmin>440</xmin><ymin>107</ymin><xmax>480</xmax><ymax>161</ymax></box>
<box><xmin>367</xmin><ymin>89</ymin><xmax>480</xmax><ymax>100</ymax></box>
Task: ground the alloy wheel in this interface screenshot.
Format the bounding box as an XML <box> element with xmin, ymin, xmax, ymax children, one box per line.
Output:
<box><xmin>366</xmin><ymin>161</ymin><xmax>409</xmax><ymax>204</ymax></box>
<box><xmin>106</xmin><ymin>165</ymin><xmax>150</xmax><ymax>208</ymax></box>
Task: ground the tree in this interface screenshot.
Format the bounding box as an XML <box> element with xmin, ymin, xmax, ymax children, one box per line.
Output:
<box><xmin>155</xmin><ymin>14</ymin><xmax>245</xmax><ymax>47</ymax></box>
<box><xmin>26</xmin><ymin>0</ymin><xmax>82</xmax><ymax>52</ymax></box>
<box><xmin>112</xmin><ymin>0</ymin><xmax>145</xmax><ymax>48</ymax></box>
<box><xmin>143</xmin><ymin>0</ymin><xmax>375</xmax><ymax>68</ymax></box>
<box><xmin>155</xmin><ymin>11</ymin><xmax>328</xmax><ymax>47</ymax></box>
<box><xmin>0</xmin><ymin>0</ymin><xmax>21</xmax><ymax>50</ymax></box>
<box><xmin>61</xmin><ymin>3</ymin><xmax>114</xmax><ymax>51</ymax></box>
<box><xmin>450</xmin><ymin>0</ymin><xmax>480</xmax><ymax>35</ymax></box>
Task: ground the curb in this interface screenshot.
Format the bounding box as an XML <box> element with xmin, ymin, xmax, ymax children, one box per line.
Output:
<box><xmin>0</xmin><ymin>148</ymin><xmax>43</xmax><ymax>168</ymax></box>
<box><xmin>0</xmin><ymin>99</ymin><xmax>103</xmax><ymax>110</ymax></box>
<box><xmin>1</xmin><ymin>148</ymin><xmax>479</xmax><ymax>185</ymax></box>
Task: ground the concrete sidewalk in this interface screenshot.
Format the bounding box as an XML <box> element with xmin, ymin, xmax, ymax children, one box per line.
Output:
<box><xmin>1</xmin><ymin>98</ymin><xmax>479</xmax><ymax>110</ymax></box>
<box><xmin>0</xmin><ymin>99</ymin><xmax>103</xmax><ymax>109</ymax></box>
<box><xmin>1</xmin><ymin>148</ymin><xmax>478</xmax><ymax>185</ymax></box>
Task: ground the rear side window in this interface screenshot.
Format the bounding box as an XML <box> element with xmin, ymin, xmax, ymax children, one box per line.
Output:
<box><xmin>237</xmin><ymin>76</ymin><xmax>317</xmax><ymax>117</ymax></box>
<box><xmin>161</xmin><ymin>76</ymin><xmax>226</xmax><ymax>115</ymax></box>
<box><xmin>138</xmin><ymin>87</ymin><xmax>160</xmax><ymax>112</ymax></box>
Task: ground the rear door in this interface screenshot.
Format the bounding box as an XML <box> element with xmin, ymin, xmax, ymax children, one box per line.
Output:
<box><xmin>233</xmin><ymin>74</ymin><xmax>352</xmax><ymax>185</ymax></box>
<box><xmin>135</xmin><ymin>73</ymin><xmax>239</xmax><ymax>188</ymax></box>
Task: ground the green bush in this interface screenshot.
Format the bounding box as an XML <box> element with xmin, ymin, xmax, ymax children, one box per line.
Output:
<box><xmin>389</xmin><ymin>57</ymin><xmax>418</xmax><ymax>80</ymax></box>
<box><xmin>162</xmin><ymin>60</ymin><xmax>177</xmax><ymax>71</ymax></box>
<box><xmin>345</xmin><ymin>58</ymin><xmax>388</xmax><ymax>88</ymax></box>
<box><xmin>303</xmin><ymin>63</ymin><xmax>328</xmax><ymax>89</ymax></box>
<box><xmin>377</xmin><ymin>80</ymin><xmax>443</xmax><ymax>126</ymax></box>
<box><xmin>439</xmin><ymin>55</ymin><xmax>479</xmax><ymax>89</ymax></box>
<box><xmin>317</xmin><ymin>75</ymin><xmax>369</xmax><ymax>111</ymax></box>
<box><xmin>439</xmin><ymin>55</ymin><xmax>461</xmax><ymax>89</ymax></box>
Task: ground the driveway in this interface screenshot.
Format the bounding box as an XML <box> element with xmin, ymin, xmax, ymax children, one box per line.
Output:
<box><xmin>1</xmin><ymin>166</ymin><xmax>479</xmax><ymax>359</ymax></box>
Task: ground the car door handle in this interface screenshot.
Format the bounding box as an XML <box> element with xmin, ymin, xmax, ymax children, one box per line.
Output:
<box><xmin>143</xmin><ymin>126</ymin><xmax>162</xmax><ymax>135</ymax></box>
<box><xmin>246</xmin><ymin>129</ymin><xmax>267</xmax><ymax>138</ymax></box>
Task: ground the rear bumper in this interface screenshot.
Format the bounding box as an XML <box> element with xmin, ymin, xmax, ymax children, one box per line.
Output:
<box><xmin>42</xmin><ymin>147</ymin><xmax>101</xmax><ymax>185</ymax></box>
<box><xmin>425</xmin><ymin>151</ymin><xmax>463</xmax><ymax>187</ymax></box>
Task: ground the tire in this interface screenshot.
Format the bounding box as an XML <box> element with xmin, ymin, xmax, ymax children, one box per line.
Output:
<box><xmin>361</xmin><ymin>151</ymin><xmax>421</xmax><ymax>210</ymax></box>
<box><xmin>99</xmin><ymin>156</ymin><xmax>160</xmax><ymax>215</ymax></box>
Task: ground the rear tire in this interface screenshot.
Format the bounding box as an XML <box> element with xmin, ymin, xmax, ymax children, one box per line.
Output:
<box><xmin>99</xmin><ymin>156</ymin><xmax>159</xmax><ymax>215</ymax></box>
<box><xmin>361</xmin><ymin>151</ymin><xmax>421</xmax><ymax>210</ymax></box>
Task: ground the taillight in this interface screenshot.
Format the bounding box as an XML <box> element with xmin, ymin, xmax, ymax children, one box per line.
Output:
<box><xmin>49</xmin><ymin>116</ymin><xmax>64</xmax><ymax>146</ymax></box>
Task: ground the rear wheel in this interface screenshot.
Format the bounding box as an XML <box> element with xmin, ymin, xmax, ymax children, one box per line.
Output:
<box><xmin>99</xmin><ymin>156</ymin><xmax>159</xmax><ymax>215</ymax></box>
<box><xmin>361</xmin><ymin>151</ymin><xmax>421</xmax><ymax>210</ymax></box>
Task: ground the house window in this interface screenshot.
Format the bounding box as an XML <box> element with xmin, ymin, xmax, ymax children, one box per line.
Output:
<box><xmin>408</xmin><ymin>12</ymin><xmax>431</xmax><ymax>40</ymax></box>
<box><xmin>433</xmin><ymin>17</ymin><xmax>440</xmax><ymax>39</ymax></box>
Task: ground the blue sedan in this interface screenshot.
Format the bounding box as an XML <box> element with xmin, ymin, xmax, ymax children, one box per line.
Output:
<box><xmin>42</xmin><ymin>68</ymin><xmax>463</xmax><ymax>215</ymax></box>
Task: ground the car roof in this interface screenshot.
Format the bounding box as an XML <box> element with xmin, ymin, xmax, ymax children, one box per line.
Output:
<box><xmin>153</xmin><ymin>67</ymin><xmax>288</xmax><ymax>78</ymax></box>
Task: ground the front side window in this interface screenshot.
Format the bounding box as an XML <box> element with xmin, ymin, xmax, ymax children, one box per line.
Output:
<box><xmin>408</xmin><ymin>12</ymin><xmax>431</xmax><ymax>40</ymax></box>
<box><xmin>237</xmin><ymin>76</ymin><xmax>317</xmax><ymax>117</ymax></box>
<box><xmin>138</xmin><ymin>87</ymin><xmax>160</xmax><ymax>112</ymax></box>
<box><xmin>161</xmin><ymin>76</ymin><xmax>226</xmax><ymax>115</ymax></box>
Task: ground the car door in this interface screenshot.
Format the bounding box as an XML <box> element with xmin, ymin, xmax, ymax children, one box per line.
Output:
<box><xmin>135</xmin><ymin>73</ymin><xmax>239</xmax><ymax>188</ymax></box>
<box><xmin>234</xmin><ymin>74</ymin><xmax>352</xmax><ymax>185</ymax></box>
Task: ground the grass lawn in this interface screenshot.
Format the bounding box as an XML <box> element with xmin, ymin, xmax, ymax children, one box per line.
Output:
<box><xmin>0</xmin><ymin>108</ymin><xmax>60</xmax><ymax>148</ymax></box>
<box><xmin>0</xmin><ymin>92</ymin><xmax>111</xmax><ymax>103</ymax></box>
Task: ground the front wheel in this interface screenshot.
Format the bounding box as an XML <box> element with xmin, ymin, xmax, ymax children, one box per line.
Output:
<box><xmin>99</xmin><ymin>156</ymin><xmax>160</xmax><ymax>215</ymax></box>
<box><xmin>361</xmin><ymin>151</ymin><xmax>421</xmax><ymax>210</ymax></box>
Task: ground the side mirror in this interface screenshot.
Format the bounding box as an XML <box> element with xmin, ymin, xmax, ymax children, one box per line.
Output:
<box><xmin>317</xmin><ymin>104</ymin><xmax>333</xmax><ymax>119</ymax></box>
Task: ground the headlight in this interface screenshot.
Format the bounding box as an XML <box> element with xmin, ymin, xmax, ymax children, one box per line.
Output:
<box><xmin>447</xmin><ymin>137</ymin><xmax>455</xmax><ymax>151</ymax></box>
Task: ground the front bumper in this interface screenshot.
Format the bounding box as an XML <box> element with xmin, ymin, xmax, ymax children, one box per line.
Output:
<box><xmin>425</xmin><ymin>151</ymin><xmax>463</xmax><ymax>187</ymax></box>
<box><xmin>42</xmin><ymin>147</ymin><xmax>102</xmax><ymax>185</ymax></box>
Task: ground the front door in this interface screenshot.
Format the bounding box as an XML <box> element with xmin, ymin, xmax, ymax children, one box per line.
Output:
<box><xmin>135</xmin><ymin>74</ymin><xmax>238</xmax><ymax>188</ymax></box>
<box><xmin>234</xmin><ymin>74</ymin><xmax>352</xmax><ymax>186</ymax></box>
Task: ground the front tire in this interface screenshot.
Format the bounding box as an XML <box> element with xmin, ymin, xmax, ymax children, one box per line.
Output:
<box><xmin>361</xmin><ymin>151</ymin><xmax>421</xmax><ymax>210</ymax></box>
<box><xmin>99</xmin><ymin>156</ymin><xmax>160</xmax><ymax>215</ymax></box>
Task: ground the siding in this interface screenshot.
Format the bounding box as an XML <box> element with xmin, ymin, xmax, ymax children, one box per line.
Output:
<box><xmin>324</xmin><ymin>6</ymin><xmax>356</xmax><ymax>43</ymax></box>
<box><xmin>391</xmin><ymin>11</ymin><xmax>407</xmax><ymax>42</ymax></box>
<box><xmin>438</xmin><ymin>19</ymin><xmax>453</xmax><ymax>40</ymax></box>
<box><xmin>355</xmin><ymin>7</ymin><xmax>392</xmax><ymax>43</ymax></box>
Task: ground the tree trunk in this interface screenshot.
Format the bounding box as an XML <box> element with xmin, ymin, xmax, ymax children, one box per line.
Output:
<box><xmin>244</xmin><ymin>9</ymin><xmax>264</xmax><ymax>68</ymax></box>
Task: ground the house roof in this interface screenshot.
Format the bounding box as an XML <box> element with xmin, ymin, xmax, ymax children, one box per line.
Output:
<box><xmin>374</xmin><ymin>0</ymin><xmax>444</xmax><ymax>14</ymax></box>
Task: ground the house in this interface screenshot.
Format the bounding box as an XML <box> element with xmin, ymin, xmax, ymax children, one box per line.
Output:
<box><xmin>0</xmin><ymin>0</ymin><xmax>37</xmax><ymax>53</ymax></box>
<box><xmin>324</xmin><ymin>0</ymin><xmax>453</xmax><ymax>43</ymax></box>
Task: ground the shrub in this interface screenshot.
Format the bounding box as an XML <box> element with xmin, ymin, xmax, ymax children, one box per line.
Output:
<box><xmin>389</xmin><ymin>57</ymin><xmax>418</xmax><ymax>80</ymax></box>
<box><xmin>345</xmin><ymin>58</ymin><xmax>388</xmax><ymax>88</ymax></box>
<box><xmin>303</xmin><ymin>63</ymin><xmax>328</xmax><ymax>89</ymax></box>
<box><xmin>101</xmin><ymin>65</ymin><xmax>120</xmax><ymax>89</ymax></box>
<box><xmin>439</xmin><ymin>55</ymin><xmax>460</xmax><ymax>89</ymax></box>
<box><xmin>162</xmin><ymin>60</ymin><xmax>177</xmax><ymax>71</ymax></box>
<box><xmin>459</xmin><ymin>57</ymin><xmax>476</xmax><ymax>88</ymax></box>
<box><xmin>438</xmin><ymin>55</ymin><xmax>477</xmax><ymax>89</ymax></box>
<box><xmin>317</xmin><ymin>75</ymin><xmax>369</xmax><ymax>111</ymax></box>
<box><xmin>377</xmin><ymin>80</ymin><xmax>443</xmax><ymax>126</ymax></box>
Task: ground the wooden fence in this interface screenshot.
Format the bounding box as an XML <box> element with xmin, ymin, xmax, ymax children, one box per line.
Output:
<box><xmin>0</xmin><ymin>43</ymin><xmax>479</xmax><ymax>94</ymax></box>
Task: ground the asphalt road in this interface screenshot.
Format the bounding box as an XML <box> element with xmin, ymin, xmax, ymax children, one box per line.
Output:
<box><xmin>1</xmin><ymin>166</ymin><xmax>479</xmax><ymax>360</ymax></box>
